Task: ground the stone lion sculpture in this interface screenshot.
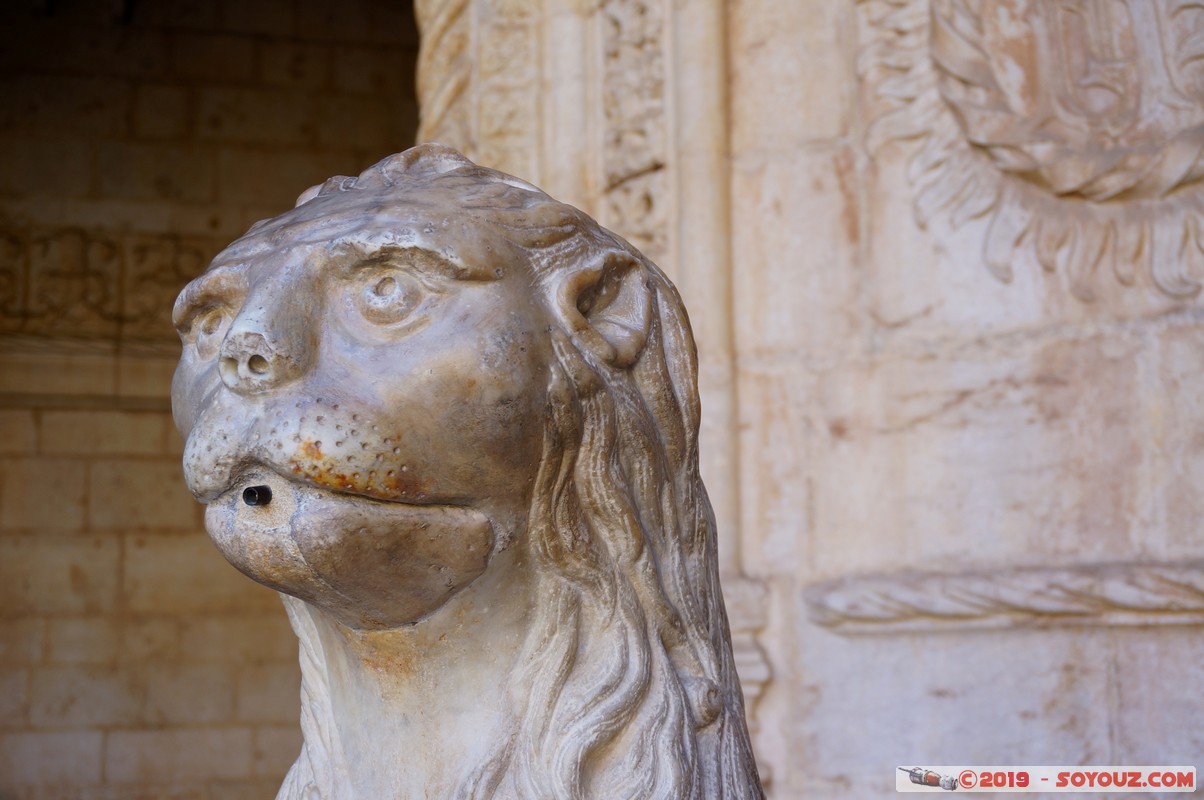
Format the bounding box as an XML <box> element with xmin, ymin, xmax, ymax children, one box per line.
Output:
<box><xmin>173</xmin><ymin>144</ymin><xmax>763</xmax><ymax>799</ymax></box>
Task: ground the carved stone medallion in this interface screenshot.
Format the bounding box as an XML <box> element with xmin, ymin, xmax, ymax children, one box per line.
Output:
<box><xmin>860</xmin><ymin>0</ymin><xmax>1204</xmax><ymax>299</ymax></box>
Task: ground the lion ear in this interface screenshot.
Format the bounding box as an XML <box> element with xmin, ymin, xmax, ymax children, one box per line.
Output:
<box><xmin>559</xmin><ymin>254</ymin><xmax>652</xmax><ymax>368</ymax></box>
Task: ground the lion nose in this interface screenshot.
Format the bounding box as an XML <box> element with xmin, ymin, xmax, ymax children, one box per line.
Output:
<box><xmin>218</xmin><ymin>329</ymin><xmax>302</xmax><ymax>394</ymax></box>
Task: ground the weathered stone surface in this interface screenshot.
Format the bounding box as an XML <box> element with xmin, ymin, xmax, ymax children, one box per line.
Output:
<box><xmin>173</xmin><ymin>145</ymin><xmax>763</xmax><ymax>799</ymax></box>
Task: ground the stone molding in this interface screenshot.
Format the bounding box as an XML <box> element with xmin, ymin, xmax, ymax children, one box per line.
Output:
<box><xmin>859</xmin><ymin>0</ymin><xmax>1204</xmax><ymax>301</ymax></box>
<box><xmin>806</xmin><ymin>561</ymin><xmax>1204</xmax><ymax>634</ymax></box>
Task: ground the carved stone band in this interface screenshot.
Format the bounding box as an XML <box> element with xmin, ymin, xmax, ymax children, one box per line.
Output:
<box><xmin>806</xmin><ymin>561</ymin><xmax>1204</xmax><ymax>634</ymax></box>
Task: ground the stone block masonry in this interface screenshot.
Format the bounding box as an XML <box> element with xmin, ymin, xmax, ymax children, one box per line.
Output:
<box><xmin>0</xmin><ymin>0</ymin><xmax>420</xmax><ymax>795</ymax></box>
<box><xmin>0</xmin><ymin>408</ymin><xmax>303</xmax><ymax>795</ymax></box>
<box><xmin>0</xmin><ymin>0</ymin><xmax>420</xmax><ymax>350</ymax></box>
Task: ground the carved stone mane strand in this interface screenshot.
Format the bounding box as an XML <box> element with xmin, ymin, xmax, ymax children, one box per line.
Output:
<box><xmin>277</xmin><ymin>146</ymin><xmax>762</xmax><ymax>800</ymax></box>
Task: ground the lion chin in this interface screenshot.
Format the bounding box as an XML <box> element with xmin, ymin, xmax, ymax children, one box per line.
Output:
<box><xmin>200</xmin><ymin>464</ymin><xmax>496</xmax><ymax>630</ymax></box>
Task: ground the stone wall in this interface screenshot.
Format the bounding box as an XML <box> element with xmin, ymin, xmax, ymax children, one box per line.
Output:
<box><xmin>0</xmin><ymin>1</ymin><xmax>418</xmax><ymax>796</ymax></box>
<box><xmin>735</xmin><ymin>0</ymin><xmax>1204</xmax><ymax>795</ymax></box>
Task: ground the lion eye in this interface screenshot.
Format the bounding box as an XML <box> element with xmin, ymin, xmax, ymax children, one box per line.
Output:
<box><xmin>356</xmin><ymin>270</ymin><xmax>422</xmax><ymax>325</ymax></box>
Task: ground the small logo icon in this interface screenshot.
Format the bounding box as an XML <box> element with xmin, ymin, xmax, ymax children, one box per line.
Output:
<box><xmin>899</xmin><ymin>767</ymin><xmax>960</xmax><ymax>790</ymax></box>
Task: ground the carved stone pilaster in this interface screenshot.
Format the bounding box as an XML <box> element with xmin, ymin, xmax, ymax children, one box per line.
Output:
<box><xmin>723</xmin><ymin>576</ymin><xmax>771</xmax><ymax>709</ymax></box>
<box><xmin>415</xmin><ymin>0</ymin><xmax>474</xmax><ymax>153</ymax></box>
<box><xmin>414</xmin><ymin>0</ymin><xmax>772</xmax><ymax>761</ymax></box>
<box><xmin>598</xmin><ymin>0</ymin><xmax>669</xmax><ymax>263</ymax></box>
<box><xmin>415</xmin><ymin>0</ymin><xmax>541</xmax><ymax>179</ymax></box>
<box><xmin>415</xmin><ymin>0</ymin><xmax>669</xmax><ymax>259</ymax></box>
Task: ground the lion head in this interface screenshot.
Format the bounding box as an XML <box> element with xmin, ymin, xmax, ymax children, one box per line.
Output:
<box><xmin>173</xmin><ymin>144</ymin><xmax>761</xmax><ymax>799</ymax></box>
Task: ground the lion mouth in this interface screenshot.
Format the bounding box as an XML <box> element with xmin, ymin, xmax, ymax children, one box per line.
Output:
<box><xmin>200</xmin><ymin>462</ymin><xmax>497</xmax><ymax>630</ymax></box>
<box><xmin>178</xmin><ymin>375</ymin><xmax>448</xmax><ymax>505</ymax></box>
<box><xmin>183</xmin><ymin>421</ymin><xmax>433</xmax><ymax>503</ymax></box>
<box><xmin>190</xmin><ymin>451</ymin><xmax>431</xmax><ymax>508</ymax></box>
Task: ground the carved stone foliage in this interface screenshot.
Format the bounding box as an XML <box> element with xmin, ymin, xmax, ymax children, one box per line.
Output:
<box><xmin>0</xmin><ymin>225</ymin><xmax>215</xmax><ymax>346</ymax></box>
<box><xmin>859</xmin><ymin>0</ymin><xmax>1204</xmax><ymax>300</ymax></box>
<box><xmin>599</xmin><ymin>0</ymin><xmax>669</xmax><ymax>264</ymax></box>
<box><xmin>806</xmin><ymin>561</ymin><xmax>1204</xmax><ymax>634</ymax></box>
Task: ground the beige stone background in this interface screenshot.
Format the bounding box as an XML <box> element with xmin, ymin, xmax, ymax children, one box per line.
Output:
<box><xmin>3</xmin><ymin>0</ymin><xmax>1204</xmax><ymax>798</ymax></box>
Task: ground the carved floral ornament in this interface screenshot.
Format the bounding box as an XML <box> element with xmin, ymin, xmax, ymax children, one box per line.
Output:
<box><xmin>859</xmin><ymin>0</ymin><xmax>1204</xmax><ymax>300</ymax></box>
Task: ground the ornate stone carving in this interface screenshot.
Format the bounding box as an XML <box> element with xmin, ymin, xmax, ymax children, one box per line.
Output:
<box><xmin>415</xmin><ymin>0</ymin><xmax>474</xmax><ymax>151</ymax></box>
<box><xmin>806</xmin><ymin>561</ymin><xmax>1204</xmax><ymax>634</ymax></box>
<box><xmin>599</xmin><ymin>0</ymin><xmax>669</xmax><ymax>263</ymax></box>
<box><xmin>416</xmin><ymin>0</ymin><xmax>669</xmax><ymax>261</ymax></box>
<box><xmin>859</xmin><ymin>0</ymin><xmax>1204</xmax><ymax>300</ymax></box>
<box><xmin>721</xmin><ymin>576</ymin><xmax>771</xmax><ymax>787</ymax></box>
<box><xmin>27</xmin><ymin>229</ymin><xmax>120</xmax><ymax>339</ymax></box>
<box><xmin>172</xmin><ymin>145</ymin><xmax>763</xmax><ymax>799</ymax></box>
<box><xmin>413</xmin><ymin>2</ymin><xmax>770</xmax><ymax>770</ymax></box>
<box><xmin>0</xmin><ymin>225</ymin><xmax>216</xmax><ymax>346</ymax></box>
<box><xmin>415</xmin><ymin>0</ymin><xmax>540</xmax><ymax>179</ymax></box>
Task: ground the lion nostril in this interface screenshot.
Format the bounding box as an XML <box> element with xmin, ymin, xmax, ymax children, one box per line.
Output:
<box><xmin>219</xmin><ymin>357</ymin><xmax>239</xmax><ymax>385</ymax></box>
<box><xmin>218</xmin><ymin>330</ymin><xmax>290</xmax><ymax>392</ymax></box>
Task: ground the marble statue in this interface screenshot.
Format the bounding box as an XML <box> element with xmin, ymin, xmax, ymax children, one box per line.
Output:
<box><xmin>171</xmin><ymin>144</ymin><xmax>763</xmax><ymax>799</ymax></box>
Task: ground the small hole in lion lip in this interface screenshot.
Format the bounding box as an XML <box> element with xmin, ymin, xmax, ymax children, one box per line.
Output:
<box><xmin>248</xmin><ymin>354</ymin><xmax>270</xmax><ymax>374</ymax></box>
<box><xmin>243</xmin><ymin>485</ymin><xmax>272</xmax><ymax>506</ymax></box>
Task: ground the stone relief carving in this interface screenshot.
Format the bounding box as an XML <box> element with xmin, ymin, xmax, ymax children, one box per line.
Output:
<box><xmin>416</xmin><ymin>0</ymin><xmax>669</xmax><ymax>261</ymax></box>
<box><xmin>172</xmin><ymin>145</ymin><xmax>763</xmax><ymax>799</ymax></box>
<box><xmin>0</xmin><ymin>225</ymin><xmax>214</xmax><ymax>345</ymax></box>
<box><xmin>415</xmin><ymin>0</ymin><xmax>540</xmax><ymax>180</ymax></box>
<box><xmin>415</xmin><ymin>0</ymin><xmax>474</xmax><ymax>152</ymax></box>
<box><xmin>859</xmin><ymin>0</ymin><xmax>1204</xmax><ymax>300</ymax></box>
<box><xmin>600</xmin><ymin>0</ymin><xmax>669</xmax><ymax>263</ymax></box>
<box><xmin>721</xmin><ymin>576</ymin><xmax>771</xmax><ymax>777</ymax></box>
<box><xmin>806</xmin><ymin>560</ymin><xmax>1204</xmax><ymax>634</ymax></box>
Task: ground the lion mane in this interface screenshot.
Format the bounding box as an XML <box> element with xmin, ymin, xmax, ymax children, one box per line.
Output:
<box><xmin>280</xmin><ymin>145</ymin><xmax>762</xmax><ymax>800</ymax></box>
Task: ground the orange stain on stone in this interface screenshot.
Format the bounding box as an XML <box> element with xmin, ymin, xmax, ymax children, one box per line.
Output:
<box><xmin>287</xmin><ymin>440</ymin><xmax>429</xmax><ymax>500</ymax></box>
